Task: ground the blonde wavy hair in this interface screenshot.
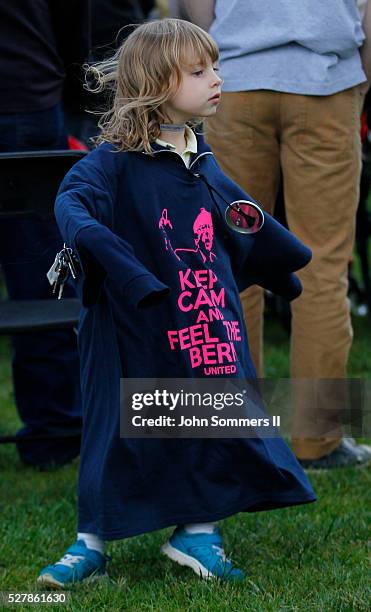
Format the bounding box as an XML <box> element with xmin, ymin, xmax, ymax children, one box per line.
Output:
<box><xmin>86</xmin><ymin>18</ymin><xmax>219</xmax><ymax>153</ymax></box>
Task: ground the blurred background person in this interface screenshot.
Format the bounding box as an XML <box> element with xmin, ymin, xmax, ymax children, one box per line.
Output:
<box><xmin>168</xmin><ymin>0</ymin><xmax>189</xmax><ymax>19</ymax></box>
<box><xmin>0</xmin><ymin>0</ymin><xmax>90</xmax><ymax>469</ymax></box>
<box><xmin>186</xmin><ymin>0</ymin><xmax>371</xmax><ymax>469</ymax></box>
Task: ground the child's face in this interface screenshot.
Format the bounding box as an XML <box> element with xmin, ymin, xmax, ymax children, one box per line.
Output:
<box><xmin>163</xmin><ymin>58</ymin><xmax>222</xmax><ymax>122</ymax></box>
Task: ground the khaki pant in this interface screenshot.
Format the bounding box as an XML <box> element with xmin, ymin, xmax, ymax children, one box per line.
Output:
<box><xmin>205</xmin><ymin>87</ymin><xmax>364</xmax><ymax>459</ymax></box>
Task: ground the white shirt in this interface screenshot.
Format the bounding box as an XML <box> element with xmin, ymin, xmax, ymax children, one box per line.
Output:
<box><xmin>155</xmin><ymin>126</ymin><xmax>198</xmax><ymax>168</ymax></box>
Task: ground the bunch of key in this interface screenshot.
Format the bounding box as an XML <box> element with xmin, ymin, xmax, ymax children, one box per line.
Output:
<box><xmin>47</xmin><ymin>244</ymin><xmax>81</xmax><ymax>299</ymax></box>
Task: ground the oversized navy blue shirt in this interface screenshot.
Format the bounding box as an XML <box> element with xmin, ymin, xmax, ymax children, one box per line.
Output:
<box><xmin>55</xmin><ymin>131</ymin><xmax>315</xmax><ymax>539</ymax></box>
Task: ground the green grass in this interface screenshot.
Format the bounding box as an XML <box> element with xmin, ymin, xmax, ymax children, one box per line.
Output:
<box><xmin>0</xmin><ymin>315</ymin><xmax>370</xmax><ymax>611</ymax></box>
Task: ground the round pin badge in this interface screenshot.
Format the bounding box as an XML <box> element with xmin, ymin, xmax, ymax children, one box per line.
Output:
<box><xmin>225</xmin><ymin>200</ymin><xmax>264</xmax><ymax>234</ymax></box>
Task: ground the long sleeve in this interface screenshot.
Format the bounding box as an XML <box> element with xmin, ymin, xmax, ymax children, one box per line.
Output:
<box><xmin>202</xmin><ymin>153</ymin><xmax>312</xmax><ymax>301</ymax></box>
<box><xmin>233</xmin><ymin>212</ymin><xmax>312</xmax><ymax>301</ymax></box>
<box><xmin>55</xmin><ymin>155</ymin><xmax>170</xmax><ymax>308</ymax></box>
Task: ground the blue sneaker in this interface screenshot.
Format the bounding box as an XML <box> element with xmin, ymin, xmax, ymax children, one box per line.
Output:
<box><xmin>161</xmin><ymin>526</ymin><xmax>245</xmax><ymax>581</ymax></box>
<box><xmin>37</xmin><ymin>540</ymin><xmax>108</xmax><ymax>588</ymax></box>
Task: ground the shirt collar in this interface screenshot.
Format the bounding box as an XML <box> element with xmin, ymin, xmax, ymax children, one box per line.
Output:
<box><xmin>155</xmin><ymin>125</ymin><xmax>198</xmax><ymax>154</ymax></box>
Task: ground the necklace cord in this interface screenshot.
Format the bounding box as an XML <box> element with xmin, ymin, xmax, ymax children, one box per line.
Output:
<box><xmin>193</xmin><ymin>172</ymin><xmax>231</xmax><ymax>232</ymax></box>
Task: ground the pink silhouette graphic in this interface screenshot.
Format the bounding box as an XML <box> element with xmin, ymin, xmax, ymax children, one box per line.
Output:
<box><xmin>159</xmin><ymin>209</ymin><xmax>173</xmax><ymax>251</ymax></box>
<box><xmin>159</xmin><ymin>207</ymin><xmax>217</xmax><ymax>264</ymax></box>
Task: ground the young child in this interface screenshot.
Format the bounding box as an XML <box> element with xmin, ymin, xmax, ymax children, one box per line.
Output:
<box><xmin>38</xmin><ymin>19</ymin><xmax>316</xmax><ymax>587</ymax></box>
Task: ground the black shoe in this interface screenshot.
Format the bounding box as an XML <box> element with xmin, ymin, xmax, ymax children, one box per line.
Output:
<box><xmin>298</xmin><ymin>438</ymin><xmax>371</xmax><ymax>471</ymax></box>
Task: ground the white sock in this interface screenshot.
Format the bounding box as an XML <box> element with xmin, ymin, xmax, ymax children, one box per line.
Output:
<box><xmin>77</xmin><ymin>532</ymin><xmax>105</xmax><ymax>554</ymax></box>
<box><xmin>184</xmin><ymin>522</ymin><xmax>217</xmax><ymax>534</ymax></box>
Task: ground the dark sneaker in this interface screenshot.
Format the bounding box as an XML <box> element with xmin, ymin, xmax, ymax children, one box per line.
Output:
<box><xmin>298</xmin><ymin>438</ymin><xmax>371</xmax><ymax>471</ymax></box>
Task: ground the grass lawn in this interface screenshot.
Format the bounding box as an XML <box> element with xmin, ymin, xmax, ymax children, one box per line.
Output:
<box><xmin>0</xmin><ymin>314</ymin><xmax>370</xmax><ymax>611</ymax></box>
